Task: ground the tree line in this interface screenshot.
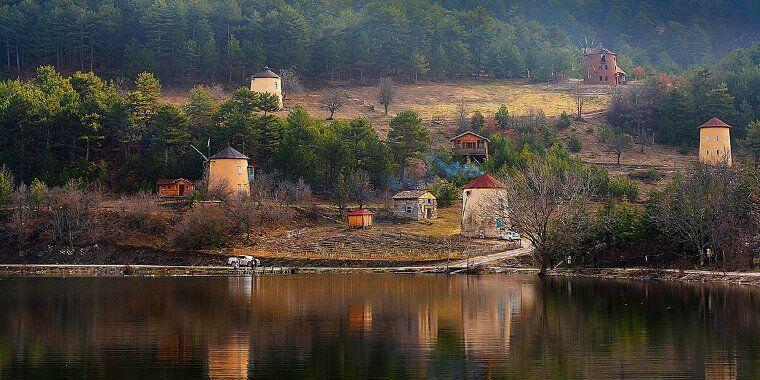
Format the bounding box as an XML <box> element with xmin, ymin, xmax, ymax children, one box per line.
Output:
<box><xmin>3</xmin><ymin>0</ymin><xmax>755</xmax><ymax>85</ymax></box>
<box><xmin>606</xmin><ymin>43</ymin><xmax>760</xmax><ymax>148</ymax></box>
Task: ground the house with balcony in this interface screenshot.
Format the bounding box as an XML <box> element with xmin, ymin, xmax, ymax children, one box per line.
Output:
<box><xmin>450</xmin><ymin>131</ymin><xmax>489</xmax><ymax>159</ymax></box>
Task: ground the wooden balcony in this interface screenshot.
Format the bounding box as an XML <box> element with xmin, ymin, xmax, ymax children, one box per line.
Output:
<box><xmin>454</xmin><ymin>147</ymin><xmax>487</xmax><ymax>156</ymax></box>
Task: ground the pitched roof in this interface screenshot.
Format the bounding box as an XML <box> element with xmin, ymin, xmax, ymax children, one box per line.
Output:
<box><xmin>699</xmin><ymin>117</ymin><xmax>731</xmax><ymax>129</ymax></box>
<box><xmin>347</xmin><ymin>208</ymin><xmax>374</xmax><ymax>216</ymax></box>
<box><xmin>210</xmin><ymin>147</ymin><xmax>249</xmax><ymax>160</ymax></box>
<box><xmin>252</xmin><ymin>66</ymin><xmax>280</xmax><ymax>79</ymax></box>
<box><xmin>463</xmin><ymin>173</ymin><xmax>505</xmax><ymax>189</ymax></box>
<box><xmin>156</xmin><ymin>178</ymin><xmax>193</xmax><ymax>185</ymax></box>
<box><xmin>449</xmin><ymin>130</ymin><xmax>490</xmax><ymax>142</ymax></box>
<box><xmin>392</xmin><ymin>190</ymin><xmax>435</xmax><ymax>199</ymax></box>
<box><xmin>615</xmin><ymin>66</ymin><xmax>627</xmax><ymax>75</ymax></box>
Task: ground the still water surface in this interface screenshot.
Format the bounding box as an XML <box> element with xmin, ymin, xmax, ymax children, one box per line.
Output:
<box><xmin>0</xmin><ymin>274</ymin><xmax>758</xmax><ymax>379</ymax></box>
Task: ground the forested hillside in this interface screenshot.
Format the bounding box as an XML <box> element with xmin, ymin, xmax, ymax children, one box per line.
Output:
<box><xmin>1</xmin><ymin>0</ymin><xmax>757</xmax><ymax>84</ymax></box>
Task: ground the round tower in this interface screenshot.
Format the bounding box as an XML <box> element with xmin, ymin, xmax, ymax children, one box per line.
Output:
<box><xmin>209</xmin><ymin>147</ymin><xmax>251</xmax><ymax>195</ymax></box>
<box><xmin>250</xmin><ymin>67</ymin><xmax>283</xmax><ymax>109</ymax></box>
<box><xmin>461</xmin><ymin>173</ymin><xmax>510</xmax><ymax>239</ymax></box>
<box><xmin>698</xmin><ymin>117</ymin><xmax>732</xmax><ymax>167</ymax></box>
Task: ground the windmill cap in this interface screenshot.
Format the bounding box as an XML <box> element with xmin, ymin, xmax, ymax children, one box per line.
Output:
<box><xmin>210</xmin><ymin>147</ymin><xmax>248</xmax><ymax>159</ymax></box>
<box><xmin>699</xmin><ymin>117</ymin><xmax>731</xmax><ymax>129</ymax></box>
<box><xmin>252</xmin><ymin>67</ymin><xmax>280</xmax><ymax>79</ymax></box>
<box><xmin>463</xmin><ymin>173</ymin><xmax>505</xmax><ymax>189</ymax></box>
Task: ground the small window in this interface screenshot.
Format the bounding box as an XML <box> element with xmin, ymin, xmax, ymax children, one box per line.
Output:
<box><xmin>599</xmin><ymin>76</ymin><xmax>603</xmax><ymax>81</ymax></box>
<box><xmin>716</xmin><ymin>136</ymin><xmax>719</xmax><ymax>141</ymax></box>
<box><xmin>406</xmin><ymin>206</ymin><xmax>413</xmax><ymax>213</ymax></box>
<box><xmin>274</xmin><ymin>82</ymin><xmax>278</xmax><ymax>89</ymax></box>
<box><xmin>237</xmin><ymin>165</ymin><xmax>242</xmax><ymax>174</ymax></box>
<box><xmin>706</xmin><ymin>136</ymin><xmax>710</xmax><ymax>142</ymax></box>
<box><xmin>605</xmin><ymin>76</ymin><xmax>608</xmax><ymax>81</ymax></box>
<box><xmin>706</xmin><ymin>150</ymin><xmax>709</xmax><ymax>155</ymax></box>
<box><xmin>717</xmin><ymin>149</ymin><xmax>720</xmax><ymax>155</ymax></box>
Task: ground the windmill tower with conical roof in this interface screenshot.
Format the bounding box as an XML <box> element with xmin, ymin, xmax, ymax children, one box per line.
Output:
<box><xmin>250</xmin><ymin>67</ymin><xmax>283</xmax><ymax>109</ymax></box>
<box><xmin>699</xmin><ymin>117</ymin><xmax>733</xmax><ymax>167</ymax></box>
<box><xmin>461</xmin><ymin>173</ymin><xmax>510</xmax><ymax>238</ymax></box>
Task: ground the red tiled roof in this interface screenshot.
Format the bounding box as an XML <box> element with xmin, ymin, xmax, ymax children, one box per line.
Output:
<box><xmin>463</xmin><ymin>173</ymin><xmax>505</xmax><ymax>189</ymax></box>
<box><xmin>699</xmin><ymin>117</ymin><xmax>731</xmax><ymax>129</ymax></box>
<box><xmin>347</xmin><ymin>208</ymin><xmax>374</xmax><ymax>216</ymax></box>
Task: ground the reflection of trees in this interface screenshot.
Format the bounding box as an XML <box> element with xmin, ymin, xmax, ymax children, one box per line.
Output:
<box><xmin>0</xmin><ymin>276</ymin><xmax>758</xmax><ymax>378</ymax></box>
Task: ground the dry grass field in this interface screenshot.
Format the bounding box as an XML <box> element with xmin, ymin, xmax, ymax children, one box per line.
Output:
<box><xmin>163</xmin><ymin>79</ymin><xmax>610</xmax><ymax>137</ymax></box>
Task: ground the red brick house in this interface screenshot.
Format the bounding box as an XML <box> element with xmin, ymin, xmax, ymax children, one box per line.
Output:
<box><xmin>583</xmin><ymin>44</ymin><xmax>626</xmax><ymax>86</ymax></box>
<box><xmin>156</xmin><ymin>178</ymin><xmax>194</xmax><ymax>197</ymax></box>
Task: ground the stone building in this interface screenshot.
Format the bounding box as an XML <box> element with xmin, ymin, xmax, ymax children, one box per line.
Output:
<box><xmin>250</xmin><ymin>66</ymin><xmax>283</xmax><ymax>109</ymax></box>
<box><xmin>461</xmin><ymin>173</ymin><xmax>510</xmax><ymax>239</ymax></box>
<box><xmin>392</xmin><ymin>190</ymin><xmax>437</xmax><ymax>220</ymax></box>
<box><xmin>209</xmin><ymin>147</ymin><xmax>252</xmax><ymax>195</ymax></box>
<box><xmin>699</xmin><ymin>117</ymin><xmax>733</xmax><ymax>166</ymax></box>
<box><xmin>583</xmin><ymin>44</ymin><xmax>626</xmax><ymax>86</ymax></box>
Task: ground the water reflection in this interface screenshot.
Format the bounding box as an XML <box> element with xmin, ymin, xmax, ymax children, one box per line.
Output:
<box><xmin>0</xmin><ymin>275</ymin><xmax>758</xmax><ymax>379</ymax></box>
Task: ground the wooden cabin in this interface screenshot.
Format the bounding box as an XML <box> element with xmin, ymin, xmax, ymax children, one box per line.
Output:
<box><xmin>156</xmin><ymin>178</ymin><xmax>194</xmax><ymax>197</ymax></box>
<box><xmin>450</xmin><ymin>131</ymin><xmax>489</xmax><ymax>158</ymax></box>
<box><xmin>347</xmin><ymin>209</ymin><xmax>374</xmax><ymax>228</ymax></box>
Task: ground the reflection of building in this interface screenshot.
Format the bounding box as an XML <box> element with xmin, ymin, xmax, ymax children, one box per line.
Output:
<box><xmin>705</xmin><ymin>350</ymin><xmax>737</xmax><ymax>380</ymax></box>
<box><xmin>209</xmin><ymin>147</ymin><xmax>252</xmax><ymax>195</ymax></box>
<box><xmin>699</xmin><ymin>117</ymin><xmax>733</xmax><ymax>167</ymax></box>
<box><xmin>461</xmin><ymin>174</ymin><xmax>510</xmax><ymax>238</ymax></box>
<box><xmin>348</xmin><ymin>302</ymin><xmax>373</xmax><ymax>332</ymax></box>
<box><xmin>207</xmin><ymin>333</ymin><xmax>251</xmax><ymax>379</ymax></box>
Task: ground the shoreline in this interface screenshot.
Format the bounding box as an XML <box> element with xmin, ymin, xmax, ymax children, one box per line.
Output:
<box><xmin>1</xmin><ymin>264</ymin><xmax>758</xmax><ymax>287</ymax></box>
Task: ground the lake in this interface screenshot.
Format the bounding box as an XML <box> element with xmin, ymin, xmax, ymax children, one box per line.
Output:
<box><xmin>0</xmin><ymin>274</ymin><xmax>758</xmax><ymax>379</ymax></box>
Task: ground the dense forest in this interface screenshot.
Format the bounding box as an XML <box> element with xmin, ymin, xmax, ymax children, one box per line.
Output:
<box><xmin>1</xmin><ymin>0</ymin><xmax>758</xmax><ymax>84</ymax></box>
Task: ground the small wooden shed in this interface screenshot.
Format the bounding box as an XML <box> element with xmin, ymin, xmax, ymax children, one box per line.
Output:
<box><xmin>347</xmin><ymin>209</ymin><xmax>374</xmax><ymax>228</ymax></box>
<box><xmin>156</xmin><ymin>178</ymin><xmax>194</xmax><ymax>197</ymax></box>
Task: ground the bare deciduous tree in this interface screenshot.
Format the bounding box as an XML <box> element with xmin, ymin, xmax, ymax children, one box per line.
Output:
<box><xmin>319</xmin><ymin>89</ymin><xmax>345</xmax><ymax>120</ymax></box>
<box><xmin>600</xmin><ymin>126</ymin><xmax>633</xmax><ymax>165</ymax></box>
<box><xmin>278</xmin><ymin>68</ymin><xmax>303</xmax><ymax>97</ymax></box>
<box><xmin>378</xmin><ymin>78</ymin><xmax>396</xmax><ymax>115</ymax></box>
<box><xmin>503</xmin><ymin>157</ymin><xmax>593</xmax><ymax>275</ymax></box>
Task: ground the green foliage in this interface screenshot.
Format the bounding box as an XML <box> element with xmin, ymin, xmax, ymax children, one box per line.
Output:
<box><xmin>629</xmin><ymin>169</ymin><xmax>665</xmax><ymax>184</ymax></box>
<box><xmin>745</xmin><ymin>120</ymin><xmax>760</xmax><ymax>158</ymax></box>
<box><xmin>0</xmin><ymin>166</ymin><xmax>12</xmax><ymax>206</ymax></box>
<box><xmin>494</xmin><ymin>106</ymin><xmax>510</xmax><ymax>131</ymax></box>
<box><xmin>427</xmin><ymin>177</ymin><xmax>457</xmax><ymax>207</ymax></box>
<box><xmin>387</xmin><ymin>110</ymin><xmax>430</xmax><ymax>172</ymax></box>
<box><xmin>607</xmin><ymin>177</ymin><xmax>640</xmax><ymax>201</ymax></box>
<box><xmin>568</xmin><ymin>133</ymin><xmax>582</xmax><ymax>153</ymax></box>
<box><xmin>470</xmin><ymin>111</ymin><xmax>485</xmax><ymax>131</ymax></box>
<box><xmin>556</xmin><ymin>112</ymin><xmax>572</xmax><ymax>130</ymax></box>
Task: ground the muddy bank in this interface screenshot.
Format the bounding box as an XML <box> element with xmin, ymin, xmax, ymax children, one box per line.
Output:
<box><xmin>0</xmin><ymin>243</ymin><xmax>451</xmax><ymax>269</ymax></box>
<box><xmin>488</xmin><ymin>267</ymin><xmax>760</xmax><ymax>286</ymax></box>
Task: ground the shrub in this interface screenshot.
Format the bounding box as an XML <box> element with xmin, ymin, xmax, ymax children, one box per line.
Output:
<box><xmin>585</xmin><ymin>126</ymin><xmax>594</xmax><ymax>134</ymax></box>
<box><xmin>569</xmin><ymin>133</ymin><xmax>583</xmax><ymax>153</ymax></box>
<box><xmin>116</xmin><ymin>191</ymin><xmax>168</xmax><ymax>235</ymax></box>
<box><xmin>45</xmin><ymin>180</ymin><xmax>102</xmax><ymax>245</ymax></box>
<box><xmin>170</xmin><ymin>205</ymin><xmax>231</xmax><ymax>250</ymax></box>
<box><xmin>607</xmin><ymin>177</ymin><xmax>640</xmax><ymax>200</ymax></box>
<box><xmin>556</xmin><ymin>112</ymin><xmax>572</xmax><ymax>129</ymax></box>
<box><xmin>428</xmin><ymin>177</ymin><xmax>458</xmax><ymax>207</ymax></box>
<box><xmin>629</xmin><ymin>168</ymin><xmax>665</xmax><ymax>183</ymax></box>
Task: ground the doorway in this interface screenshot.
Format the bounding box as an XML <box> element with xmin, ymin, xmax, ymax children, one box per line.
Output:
<box><xmin>178</xmin><ymin>184</ymin><xmax>185</xmax><ymax>195</ymax></box>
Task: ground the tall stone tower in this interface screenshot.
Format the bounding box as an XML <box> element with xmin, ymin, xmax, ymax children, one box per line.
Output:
<box><xmin>461</xmin><ymin>173</ymin><xmax>510</xmax><ymax>239</ymax></box>
<box><xmin>250</xmin><ymin>67</ymin><xmax>283</xmax><ymax>109</ymax></box>
<box><xmin>699</xmin><ymin>117</ymin><xmax>733</xmax><ymax>166</ymax></box>
<box><xmin>583</xmin><ymin>44</ymin><xmax>627</xmax><ymax>86</ymax></box>
<box><xmin>209</xmin><ymin>147</ymin><xmax>251</xmax><ymax>195</ymax></box>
